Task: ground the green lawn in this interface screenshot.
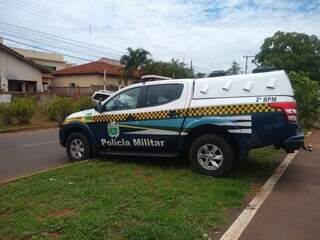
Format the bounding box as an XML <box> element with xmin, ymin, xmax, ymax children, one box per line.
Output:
<box><xmin>0</xmin><ymin>147</ymin><xmax>281</xmax><ymax>240</ymax></box>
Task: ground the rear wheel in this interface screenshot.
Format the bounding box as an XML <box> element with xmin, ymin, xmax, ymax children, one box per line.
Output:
<box><xmin>189</xmin><ymin>134</ymin><xmax>235</xmax><ymax>176</ymax></box>
<box><xmin>66</xmin><ymin>132</ymin><xmax>91</xmax><ymax>161</ymax></box>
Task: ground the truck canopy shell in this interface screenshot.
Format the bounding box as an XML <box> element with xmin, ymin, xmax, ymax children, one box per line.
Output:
<box><xmin>193</xmin><ymin>70</ymin><xmax>293</xmax><ymax>99</ymax></box>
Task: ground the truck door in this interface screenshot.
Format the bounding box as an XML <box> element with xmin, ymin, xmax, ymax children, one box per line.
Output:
<box><xmin>92</xmin><ymin>86</ymin><xmax>143</xmax><ymax>152</ymax></box>
<box><xmin>132</xmin><ymin>82</ymin><xmax>189</xmax><ymax>153</ymax></box>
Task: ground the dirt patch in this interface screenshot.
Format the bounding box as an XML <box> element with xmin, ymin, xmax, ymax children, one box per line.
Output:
<box><xmin>42</xmin><ymin>231</ymin><xmax>61</xmax><ymax>239</ymax></box>
<box><xmin>47</xmin><ymin>208</ymin><xmax>75</xmax><ymax>218</ymax></box>
<box><xmin>20</xmin><ymin>235</ymin><xmax>33</xmax><ymax>240</ymax></box>
<box><xmin>133</xmin><ymin>169</ymin><xmax>155</xmax><ymax>182</ymax></box>
<box><xmin>20</xmin><ymin>231</ymin><xmax>61</xmax><ymax>240</ymax></box>
<box><xmin>0</xmin><ymin>209</ymin><xmax>10</xmax><ymax>219</ymax></box>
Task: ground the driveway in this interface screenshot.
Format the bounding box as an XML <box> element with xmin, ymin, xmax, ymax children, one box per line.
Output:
<box><xmin>0</xmin><ymin>128</ymin><xmax>68</xmax><ymax>183</ymax></box>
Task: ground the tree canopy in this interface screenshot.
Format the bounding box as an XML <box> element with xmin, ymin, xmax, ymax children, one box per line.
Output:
<box><xmin>120</xmin><ymin>48</ymin><xmax>194</xmax><ymax>80</ymax></box>
<box><xmin>144</xmin><ymin>58</ymin><xmax>194</xmax><ymax>79</ymax></box>
<box><xmin>254</xmin><ymin>31</ymin><xmax>320</xmax><ymax>81</ymax></box>
<box><xmin>288</xmin><ymin>71</ymin><xmax>320</xmax><ymax>127</ymax></box>
<box><xmin>120</xmin><ymin>47</ymin><xmax>151</xmax><ymax>78</ymax></box>
<box><xmin>226</xmin><ymin>61</ymin><xmax>241</xmax><ymax>75</ymax></box>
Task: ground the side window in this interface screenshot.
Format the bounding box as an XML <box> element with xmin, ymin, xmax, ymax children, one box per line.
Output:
<box><xmin>92</xmin><ymin>93</ymin><xmax>110</xmax><ymax>102</ymax></box>
<box><xmin>105</xmin><ymin>87</ymin><xmax>140</xmax><ymax>111</ymax></box>
<box><xmin>145</xmin><ymin>84</ymin><xmax>183</xmax><ymax>107</ymax></box>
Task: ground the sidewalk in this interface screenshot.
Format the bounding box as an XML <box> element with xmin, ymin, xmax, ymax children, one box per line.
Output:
<box><xmin>239</xmin><ymin>130</ymin><xmax>320</xmax><ymax>240</ymax></box>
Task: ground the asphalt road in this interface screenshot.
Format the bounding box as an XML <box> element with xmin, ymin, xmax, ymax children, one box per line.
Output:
<box><xmin>239</xmin><ymin>130</ymin><xmax>320</xmax><ymax>240</ymax></box>
<box><xmin>0</xmin><ymin>128</ymin><xmax>68</xmax><ymax>183</ymax></box>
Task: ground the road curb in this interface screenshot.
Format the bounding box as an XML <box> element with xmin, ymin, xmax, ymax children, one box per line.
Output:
<box><xmin>219</xmin><ymin>131</ymin><xmax>312</xmax><ymax>240</ymax></box>
<box><xmin>0</xmin><ymin>124</ymin><xmax>58</xmax><ymax>134</ymax></box>
<box><xmin>0</xmin><ymin>160</ymin><xmax>89</xmax><ymax>186</ymax></box>
<box><xmin>219</xmin><ymin>151</ymin><xmax>298</xmax><ymax>240</ymax></box>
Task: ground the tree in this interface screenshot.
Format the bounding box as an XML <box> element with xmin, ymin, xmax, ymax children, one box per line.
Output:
<box><xmin>120</xmin><ymin>47</ymin><xmax>151</xmax><ymax>80</ymax></box>
<box><xmin>289</xmin><ymin>72</ymin><xmax>320</xmax><ymax>127</ymax></box>
<box><xmin>144</xmin><ymin>58</ymin><xmax>194</xmax><ymax>79</ymax></box>
<box><xmin>255</xmin><ymin>31</ymin><xmax>320</xmax><ymax>81</ymax></box>
<box><xmin>226</xmin><ymin>61</ymin><xmax>241</xmax><ymax>75</ymax></box>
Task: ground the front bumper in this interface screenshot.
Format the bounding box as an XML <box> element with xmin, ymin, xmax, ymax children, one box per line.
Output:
<box><xmin>59</xmin><ymin>126</ymin><xmax>66</xmax><ymax>147</ymax></box>
<box><xmin>282</xmin><ymin>127</ymin><xmax>304</xmax><ymax>153</ymax></box>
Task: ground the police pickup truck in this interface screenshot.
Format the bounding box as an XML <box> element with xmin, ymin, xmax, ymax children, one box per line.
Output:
<box><xmin>59</xmin><ymin>70</ymin><xmax>304</xmax><ymax>176</ymax></box>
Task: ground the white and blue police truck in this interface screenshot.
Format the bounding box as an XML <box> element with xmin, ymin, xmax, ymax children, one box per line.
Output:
<box><xmin>59</xmin><ymin>70</ymin><xmax>304</xmax><ymax>176</ymax></box>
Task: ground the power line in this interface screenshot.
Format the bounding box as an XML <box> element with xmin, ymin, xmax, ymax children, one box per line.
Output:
<box><xmin>1</xmin><ymin>0</ymin><xmax>131</xmax><ymax>47</ymax></box>
<box><xmin>0</xmin><ymin>21</ymin><xmax>124</xmax><ymax>55</ymax></box>
<box><xmin>3</xmin><ymin>0</ymin><xmax>223</xmax><ymax>65</ymax></box>
<box><xmin>0</xmin><ymin>31</ymin><xmax>110</xmax><ymax>60</ymax></box>
<box><xmin>2</xmin><ymin>37</ymin><xmax>94</xmax><ymax>62</ymax></box>
<box><xmin>1</xmin><ymin>0</ymin><xmax>214</xmax><ymax>72</ymax></box>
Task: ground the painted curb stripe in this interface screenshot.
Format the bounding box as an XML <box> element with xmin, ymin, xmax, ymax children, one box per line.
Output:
<box><xmin>219</xmin><ymin>151</ymin><xmax>298</xmax><ymax>240</ymax></box>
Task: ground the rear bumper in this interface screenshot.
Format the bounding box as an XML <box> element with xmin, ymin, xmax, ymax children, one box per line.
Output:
<box><xmin>282</xmin><ymin>127</ymin><xmax>304</xmax><ymax>153</ymax></box>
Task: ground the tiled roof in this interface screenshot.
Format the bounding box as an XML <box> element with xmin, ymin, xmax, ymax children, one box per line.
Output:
<box><xmin>53</xmin><ymin>61</ymin><xmax>123</xmax><ymax>76</ymax></box>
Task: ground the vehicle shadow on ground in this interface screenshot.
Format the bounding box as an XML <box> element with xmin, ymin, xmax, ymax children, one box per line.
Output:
<box><xmin>96</xmin><ymin>155</ymin><xmax>190</xmax><ymax>170</ymax></box>
<box><xmin>94</xmin><ymin>148</ymin><xmax>283</xmax><ymax>180</ymax></box>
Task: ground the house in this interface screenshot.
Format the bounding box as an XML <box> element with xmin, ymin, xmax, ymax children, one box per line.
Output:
<box><xmin>11</xmin><ymin>47</ymin><xmax>75</xmax><ymax>90</ymax></box>
<box><xmin>98</xmin><ymin>57</ymin><xmax>122</xmax><ymax>66</ymax></box>
<box><xmin>11</xmin><ymin>47</ymin><xmax>74</xmax><ymax>72</ymax></box>
<box><xmin>0</xmin><ymin>43</ymin><xmax>50</xmax><ymax>93</ymax></box>
<box><xmin>52</xmin><ymin>59</ymin><xmax>141</xmax><ymax>97</ymax></box>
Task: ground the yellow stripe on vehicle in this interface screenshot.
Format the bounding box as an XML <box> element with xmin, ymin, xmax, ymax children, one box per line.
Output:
<box><xmin>65</xmin><ymin>103</ymin><xmax>280</xmax><ymax>124</ymax></box>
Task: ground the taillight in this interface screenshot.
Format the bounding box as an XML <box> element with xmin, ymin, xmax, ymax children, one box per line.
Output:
<box><xmin>268</xmin><ymin>101</ymin><xmax>298</xmax><ymax>123</ymax></box>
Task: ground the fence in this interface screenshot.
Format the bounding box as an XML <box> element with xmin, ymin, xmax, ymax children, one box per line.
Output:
<box><xmin>1</xmin><ymin>84</ymin><xmax>119</xmax><ymax>102</ymax></box>
<box><xmin>50</xmin><ymin>85</ymin><xmax>118</xmax><ymax>97</ymax></box>
<box><xmin>0</xmin><ymin>92</ymin><xmax>53</xmax><ymax>103</ymax></box>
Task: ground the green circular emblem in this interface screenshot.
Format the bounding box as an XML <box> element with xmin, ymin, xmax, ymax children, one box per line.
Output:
<box><xmin>108</xmin><ymin>122</ymin><xmax>120</xmax><ymax>138</ymax></box>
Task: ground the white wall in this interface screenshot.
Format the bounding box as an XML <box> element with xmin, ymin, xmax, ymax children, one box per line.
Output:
<box><xmin>52</xmin><ymin>74</ymin><xmax>121</xmax><ymax>87</ymax></box>
<box><xmin>0</xmin><ymin>48</ymin><xmax>43</xmax><ymax>92</ymax></box>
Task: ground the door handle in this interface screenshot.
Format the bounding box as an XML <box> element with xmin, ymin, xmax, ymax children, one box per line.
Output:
<box><xmin>126</xmin><ymin>114</ymin><xmax>136</xmax><ymax>121</ymax></box>
<box><xmin>168</xmin><ymin>110</ymin><xmax>178</xmax><ymax>118</ymax></box>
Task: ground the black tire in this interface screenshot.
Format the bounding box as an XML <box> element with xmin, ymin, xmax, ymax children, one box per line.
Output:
<box><xmin>66</xmin><ymin>132</ymin><xmax>91</xmax><ymax>161</ymax></box>
<box><xmin>189</xmin><ymin>134</ymin><xmax>235</xmax><ymax>176</ymax></box>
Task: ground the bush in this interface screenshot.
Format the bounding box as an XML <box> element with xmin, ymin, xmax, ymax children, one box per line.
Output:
<box><xmin>45</xmin><ymin>97</ymin><xmax>75</xmax><ymax>121</ymax></box>
<box><xmin>10</xmin><ymin>98</ymin><xmax>36</xmax><ymax>124</ymax></box>
<box><xmin>0</xmin><ymin>103</ymin><xmax>14</xmax><ymax>125</ymax></box>
<box><xmin>75</xmin><ymin>96</ymin><xmax>95</xmax><ymax>111</ymax></box>
<box><xmin>289</xmin><ymin>71</ymin><xmax>320</xmax><ymax>128</ymax></box>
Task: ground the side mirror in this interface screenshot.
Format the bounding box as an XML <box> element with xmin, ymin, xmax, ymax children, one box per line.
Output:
<box><xmin>94</xmin><ymin>101</ymin><xmax>105</xmax><ymax>113</ymax></box>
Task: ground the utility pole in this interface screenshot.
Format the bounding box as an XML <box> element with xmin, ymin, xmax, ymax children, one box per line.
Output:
<box><xmin>103</xmin><ymin>69</ymin><xmax>107</xmax><ymax>90</ymax></box>
<box><xmin>243</xmin><ymin>55</ymin><xmax>254</xmax><ymax>74</ymax></box>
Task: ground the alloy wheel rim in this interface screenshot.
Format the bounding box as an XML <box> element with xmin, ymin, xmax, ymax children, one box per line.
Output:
<box><xmin>197</xmin><ymin>144</ymin><xmax>223</xmax><ymax>170</ymax></box>
<box><xmin>70</xmin><ymin>139</ymin><xmax>85</xmax><ymax>159</ymax></box>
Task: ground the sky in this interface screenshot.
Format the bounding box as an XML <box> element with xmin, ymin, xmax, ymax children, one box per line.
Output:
<box><xmin>0</xmin><ymin>0</ymin><xmax>320</xmax><ymax>73</ymax></box>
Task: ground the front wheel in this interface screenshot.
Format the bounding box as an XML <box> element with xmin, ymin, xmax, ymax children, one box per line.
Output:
<box><xmin>66</xmin><ymin>132</ymin><xmax>91</xmax><ymax>161</ymax></box>
<box><xmin>189</xmin><ymin>134</ymin><xmax>235</xmax><ymax>176</ymax></box>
